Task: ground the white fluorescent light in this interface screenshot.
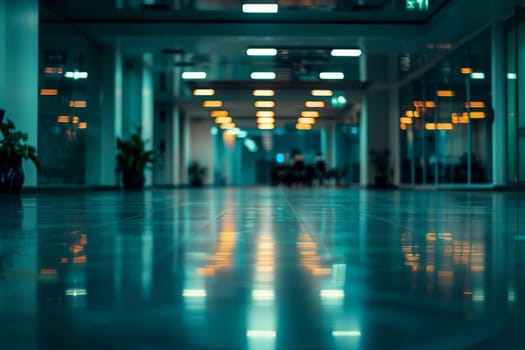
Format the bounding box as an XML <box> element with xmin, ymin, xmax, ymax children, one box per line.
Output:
<box><xmin>182</xmin><ymin>71</ymin><xmax>207</xmax><ymax>79</ymax></box>
<box><xmin>251</xmin><ymin>72</ymin><xmax>276</xmax><ymax>80</ymax></box>
<box><xmin>247</xmin><ymin>48</ymin><xmax>277</xmax><ymax>56</ymax></box>
<box><xmin>65</xmin><ymin>71</ymin><xmax>88</xmax><ymax>79</ymax></box>
<box><xmin>471</xmin><ymin>72</ymin><xmax>485</xmax><ymax>79</ymax></box>
<box><xmin>225</xmin><ymin>128</ymin><xmax>241</xmax><ymax>135</ymax></box>
<box><xmin>237</xmin><ymin>130</ymin><xmax>248</xmax><ymax>138</ymax></box>
<box><xmin>331</xmin><ymin>49</ymin><xmax>362</xmax><ymax>57</ymax></box>
<box><xmin>507</xmin><ymin>73</ymin><xmax>517</xmax><ymax>80</ymax></box>
<box><xmin>319</xmin><ymin>72</ymin><xmax>344</xmax><ymax>80</ymax></box>
<box><xmin>65</xmin><ymin>289</ymin><xmax>87</xmax><ymax>296</ymax></box>
<box><xmin>332</xmin><ymin>331</ymin><xmax>361</xmax><ymax>337</ymax></box>
<box><xmin>247</xmin><ymin>330</ymin><xmax>276</xmax><ymax>338</ymax></box>
<box><xmin>183</xmin><ymin>289</ymin><xmax>207</xmax><ymax>297</ymax></box>
<box><xmin>242</xmin><ymin>3</ymin><xmax>278</xmax><ymax>13</ymax></box>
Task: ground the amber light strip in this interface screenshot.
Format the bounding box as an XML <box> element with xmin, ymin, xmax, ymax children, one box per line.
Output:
<box><xmin>40</xmin><ymin>89</ymin><xmax>58</xmax><ymax>96</ymax></box>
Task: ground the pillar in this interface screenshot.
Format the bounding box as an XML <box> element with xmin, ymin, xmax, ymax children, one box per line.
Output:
<box><xmin>0</xmin><ymin>0</ymin><xmax>39</xmax><ymax>188</ymax></box>
<box><xmin>141</xmin><ymin>53</ymin><xmax>154</xmax><ymax>187</ymax></box>
<box><xmin>492</xmin><ymin>21</ymin><xmax>506</xmax><ymax>187</ymax></box>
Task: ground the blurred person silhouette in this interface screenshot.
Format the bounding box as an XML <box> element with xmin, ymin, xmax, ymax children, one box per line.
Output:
<box><xmin>314</xmin><ymin>152</ymin><xmax>326</xmax><ymax>186</ymax></box>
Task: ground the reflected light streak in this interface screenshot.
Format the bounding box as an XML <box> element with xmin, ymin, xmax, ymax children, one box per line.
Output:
<box><xmin>183</xmin><ymin>289</ymin><xmax>207</xmax><ymax>297</ymax></box>
<box><xmin>66</xmin><ymin>289</ymin><xmax>87</xmax><ymax>296</ymax></box>
<box><xmin>252</xmin><ymin>290</ymin><xmax>275</xmax><ymax>300</ymax></box>
<box><xmin>247</xmin><ymin>330</ymin><xmax>276</xmax><ymax>338</ymax></box>
<box><xmin>320</xmin><ymin>289</ymin><xmax>345</xmax><ymax>298</ymax></box>
<box><xmin>332</xmin><ymin>331</ymin><xmax>361</xmax><ymax>337</ymax></box>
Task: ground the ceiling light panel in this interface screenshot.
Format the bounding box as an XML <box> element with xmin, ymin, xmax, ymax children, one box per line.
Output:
<box><xmin>242</xmin><ymin>3</ymin><xmax>278</xmax><ymax>13</ymax></box>
<box><xmin>305</xmin><ymin>101</ymin><xmax>325</xmax><ymax>108</ymax></box>
<box><xmin>311</xmin><ymin>90</ymin><xmax>333</xmax><ymax>96</ymax></box>
<box><xmin>247</xmin><ymin>48</ymin><xmax>277</xmax><ymax>56</ymax></box>
<box><xmin>253</xmin><ymin>90</ymin><xmax>275</xmax><ymax>96</ymax></box>
<box><xmin>319</xmin><ymin>72</ymin><xmax>344</xmax><ymax>80</ymax></box>
<box><xmin>331</xmin><ymin>49</ymin><xmax>362</xmax><ymax>57</ymax></box>
<box><xmin>203</xmin><ymin>100</ymin><xmax>223</xmax><ymax>108</ymax></box>
<box><xmin>182</xmin><ymin>71</ymin><xmax>207</xmax><ymax>79</ymax></box>
<box><xmin>251</xmin><ymin>72</ymin><xmax>276</xmax><ymax>80</ymax></box>
<box><xmin>194</xmin><ymin>89</ymin><xmax>215</xmax><ymax>96</ymax></box>
<box><xmin>256</xmin><ymin>111</ymin><xmax>275</xmax><ymax>117</ymax></box>
<box><xmin>254</xmin><ymin>101</ymin><xmax>275</xmax><ymax>108</ymax></box>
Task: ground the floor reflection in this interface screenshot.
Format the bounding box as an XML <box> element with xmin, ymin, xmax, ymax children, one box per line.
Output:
<box><xmin>0</xmin><ymin>189</ymin><xmax>524</xmax><ymax>349</ymax></box>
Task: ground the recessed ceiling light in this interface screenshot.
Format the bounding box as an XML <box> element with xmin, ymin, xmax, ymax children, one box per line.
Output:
<box><xmin>470</xmin><ymin>72</ymin><xmax>485</xmax><ymax>79</ymax></box>
<box><xmin>330</xmin><ymin>49</ymin><xmax>362</xmax><ymax>57</ymax></box>
<box><xmin>301</xmin><ymin>111</ymin><xmax>320</xmax><ymax>118</ymax></box>
<box><xmin>254</xmin><ymin>101</ymin><xmax>275</xmax><ymax>108</ymax></box>
<box><xmin>258</xmin><ymin>123</ymin><xmax>275</xmax><ymax>130</ymax></box>
<box><xmin>251</xmin><ymin>72</ymin><xmax>276</xmax><ymax>80</ymax></box>
<box><xmin>215</xmin><ymin>116</ymin><xmax>232</xmax><ymax>124</ymax></box>
<box><xmin>211</xmin><ymin>110</ymin><xmax>229</xmax><ymax>117</ymax></box>
<box><xmin>253</xmin><ymin>90</ymin><xmax>275</xmax><ymax>96</ymax></box>
<box><xmin>221</xmin><ymin>122</ymin><xmax>236</xmax><ymax>129</ymax></box>
<box><xmin>297</xmin><ymin>117</ymin><xmax>316</xmax><ymax>124</ymax></box>
<box><xmin>193</xmin><ymin>89</ymin><xmax>215</xmax><ymax>96</ymax></box>
<box><xmin>256</xmin><ymin>110</ymin><xmax>274</xmax><ymax>117</ymax></box>
<box><xmin>247</xmin><ymin>48</ymin><xmax>277</xmax><ymax>56</ymax></box>
<box><xmin>305</xmin><ymin>101</ymin><xmax>325</xmax><ymax>108</ymax></box>
<box><xmin>203</xmin><ymin>100</ymin><xmax>223</xmax><ymax>108</ymax></box>
<box><xmin>242</xmin><ymin>3</ymin><xmax>278</xmax><ymax>13</ymax></box>
<box><xmin>257</xmin><ymin>117</ymin><xmax>275</xmax><ymax>123</ymax></box>
<box><xmin>296</xmin><ymin>123</ymin><xmax>312</xmax><ymax>130</ymax></box>
<box><xmin>182</xmin><ymin>71</ymin><xmax>207</xmax><ymax>79</ymax></box>
<box><xmin>319</xmin><ymin>72</ymin><xmax>344</xmax><ymax>80</ymax></box>
<box><xmin>311</xmin><ymin>90</ymin><xmax>333</xmax><ymax>96</ymax></box>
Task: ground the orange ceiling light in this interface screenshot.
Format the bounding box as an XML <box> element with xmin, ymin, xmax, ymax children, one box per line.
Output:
<box><xmin>452</xmin><ymin>113</ymin><xmax>469</xmax><ymax>124</ymax></box>
<box><xmin>413</xmin><ymin>100</ymin><xmax>424</xmax><ymax>108</ymax></box>
<box><xmin>400</xmin><ymin>123</ymin><xmax>408</xmax><ymax>130</ymax></box>
<box><xmin>301</xmin><ymin>111</ymin><xmax>320</xmax><ymax>118</ymax></box>
<box><xmin>78</xmin><ymin>122</ymin><xmax>88</xmax><ymax>129</ymax></box>
<box><xmin>203</xmin><ymin>100</ymin><xmax>223</xmax><ymax>108</ymax></box>
<box><xmin>465</xmin><ymin>101</ymin><xmax>485</xmax><ymax>108</ymax></box>
<box><xmin>211</xmin><ymin>110</ymin><xmax>229</xmax><ymax>117</ymax></box>
<box><xmin>256</xmin><ymin>110</ymin><xmax>275</xmax><ymax>117</ymax></box>
<box><xmin>257</xmin><ymin>117</ymin><xmax>275</xmax><ymax>124</ymax></box>
<box><xmin>296</xmin><ymin>123</ymin><xmax>312</xmax><ymax>130</ymax></box>
<box><xmin>258</xmin><ymin>123</ymin><xmax>274</xmax><ymax>130</ymax></box>
<box><xmin>253</xmin><ymin>90</ymin><xmax>275</xmax><ymax>96</ymax></box>
<box><xmin>297</xmin><ymin>117</ymin><xmax>316</xmax><ymax>124</ymax></box>
<box><xmin>437</xmin><ymin>90</ymin><xmax>455</xmax><ymax>97</ymax></box>
<box><xmin>44</xmin><ymin>67</ymin><xmax>63</xmax><ymax>74</ymax></box>
<box><xmin>221</xmin><ymin>122</ymin><xmax>236</xmax><ymax>129</ymax></box>
<box><xmin>461</xmin><ymin>67</ymin><xmax>473</xmax><ymax>74</ymax></box>
<box><xmin>469</xmin><ymin>111</ymin><xmax>486</xmax><ymax>119</ymax></box>
<box><xmin>215</xmin><ymin>116</ymin><xmax>233</xmax><ymax>124</ymax></box>
<box><xmin>400</xmin><ymin>117</ymin><xmax>413</xmax><ymax>124</ymax></box>
<box><xmin>426</xmin><ymin>122</ymin><xmax>453</xmax><ymax>130</ymax></box>
<box><xmin>193</xmin><ymin>89</ymin><xmax>215</xmax><ymax>96</ymax></box>
<box><xmin>425</xmin><ymin>101</ymin><xmax>436</xmax><ymax>108</ymax></box>
<box><xmin>254</xmin><ymin>101</ymin><xmax>275</xmax><ymax>108</ymax></box>
<box><xmin>69</xmin><ymin>100</ymin><xmax>87</xmax><ymax>108</ymax></box>
<box><xmin>305</xmin><ymin>101</ymin><xmax>325</xmax><ymax>108</ymax></box>
<box><xmin>72</xmin><ymin>116</ymin><xmax>79</xmax><ymax>124</ymax></box>
<box><xmin>40</xmin><ymin>89</ymin><xmax>58</xmax><ymax>96</ymax></box>
<box><xmin>311</xmin><ymin>90</ymin><xmax>333</xmax><ymax>96</ymax></box>
<box><xmin>57</xmin><ymin>115</ymin><xmax>70</xmax><ymax>123</ymax></box>
<box><xmin>405</xmin><ymin>110</ymin><xmax>420</xmax><ymax>118</ymax></box>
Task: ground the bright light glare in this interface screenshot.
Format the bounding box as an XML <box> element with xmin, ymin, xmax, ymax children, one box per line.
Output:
<box><xmin>470</xmin><ymin>72</ymin><xmax>485</xmax><ymax>79</ymax></box>
<box><xmin>319</xmin><ymin>72</ymin><xmax>344</xmax><ymax>80</ymax></box>
<box><xmin>183</xmin><ymin>289</ymin><xmax>207</xmax><ymax>297</ymax></box>
<box><xmin>65</xmin><ymin>289</ymin><xmax>87</xmax><ymax>296</ymax></box>
<box><xmin>255</xmin><ymin>101</ymin><xmax>275</xmax><ymax>108</ymax></box>
<box><xmin>251</xmin><ymin>72</ymin><xmax>276</xmax><ymax>80</ymax></box>
<box><xmin>194</xmin><ymin>89</ymin><xmax>215</xmax><ymax>96</ymax></box>
<box><xmin>247</xmin><ymin>48</ymin><xmax>277</xmax><ymax>56</ymax></box>
<box><xmin>320</xmin><ymin>289</ymin><xmax>345</xmax><ymax>298</ymax></box>
<box><xmin>247</xmin><ymin>330</ymin><xmax>276</xmax><ymax>338</ymax></box>
<box><xmin>311</xmin><ymin>90</ymin><xmax>333</xmax><ymax>96</ymax></box>
<box><xmin>65</xmin><ymin>71</ymin><xmax>88</xmax><ymax>79</ymax></box>
<box><xmin>242</xmin><ymin>3</ymin><xmax>278</xmax><ymax>13</ymax></box>
<box><xmin>182</xmin><ymin>71</ymin><xmax>207</xmax><ymax>79</ymax></box>
<box><xmin>330</xmin><ymin>49</ymin><xmax>362</xmax><ymax>57</ymax></box>
<box><xmin>252</xmin><ymin>289</ymin><xmax>275</xmax><ymax>300</ymax></box>
<box><xmin>332</xmin><ymin>331</ymin><xmax>361</xmax><ymax>337</ymax></box>
<box><xmin>508</xmin><ymin>73</ymin><xmax>517</xmax><ymax>80</ymax></box>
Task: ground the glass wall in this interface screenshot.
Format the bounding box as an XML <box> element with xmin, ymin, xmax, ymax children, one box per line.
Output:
<box><xmin>506</xmin><ymin>9</ymin><xmax>525</xmax><ymax>185</ymax></box>
<box><xmin>399</xmin><ymin>30</ymin><xmax>493</xmax><ymax>186</ymax></box>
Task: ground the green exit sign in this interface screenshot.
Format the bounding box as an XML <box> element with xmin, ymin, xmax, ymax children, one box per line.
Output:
<box><xmin>331</xmin><ymin>95</ymin><xmax>347</xmax><ymax>108</ymax></box>
<box><xmin>406</xmin><ymin>0</ymin><xmax>429</xmax><ymax>11</ymax></box>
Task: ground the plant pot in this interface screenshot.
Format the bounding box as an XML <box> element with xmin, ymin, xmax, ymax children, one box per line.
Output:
<box><xmin>122</xmin><ymin>169</ymin><xmax>145</xmax><ymax>190</ymax></box>
<box><xmin>0</xmin><ymin>154</ymin><xmax>24</xmax><ymax>194</ymax></box>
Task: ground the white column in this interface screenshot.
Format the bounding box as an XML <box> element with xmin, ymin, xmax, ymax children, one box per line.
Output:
<box><xmin>0</xmin><ymin>0</ymin><xmax>39</xmax><ymax>188</ymax></box>
<box><xmin>492</xmin><ymin>21</ymin><xmax>506</xmax><ymax>187</ymax></box>
<box><xmin>141</xmin><ymin>53</ymin><xmax>154</xmax><ymax>187</ymax></box>
<box><xmin>388</xmin><ymin>55</ymin><xmax>400</xmax><ymax>186</ymax></box>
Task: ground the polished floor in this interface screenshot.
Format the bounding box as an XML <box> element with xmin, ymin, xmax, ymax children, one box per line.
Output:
<box><xmin>1</xmin><ymin>188</ymin><xmax>524</xmax><ymax>350</ymax></box>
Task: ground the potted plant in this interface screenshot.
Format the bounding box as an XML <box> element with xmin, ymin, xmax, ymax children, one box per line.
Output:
<box><xmin>369</xmin><ymin>149</ymin><xmax>391</xmax><ymax>188</ymax></box>
<box><xmin>188</xmin><ymin>160</ymin><xmax>207</xmax><ymax>187</ymax></box>
<box><xmin>0</xmin><ymin>109</ymin><xmax>40</xmax><ymax>194</ymax></box>
<box><xmin>116</xmin><ymin>130</ymin><xmax>154</xmax><ymax>190</ymax></box>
